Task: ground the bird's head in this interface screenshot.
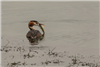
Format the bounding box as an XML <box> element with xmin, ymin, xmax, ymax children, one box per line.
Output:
<box><xmin>28</xmin><ymin>20</ymin><xmax>39</xmax><ymax>27</ymax></box>
<box><xmin>28</xmin><ymin>20</ymin><xmax>45</xmax><ymax>30</ymax></box>
<box><xmin>28</xmin><ymin>20</ymin><xmax>45</xmax><ymax>27</ymax></box>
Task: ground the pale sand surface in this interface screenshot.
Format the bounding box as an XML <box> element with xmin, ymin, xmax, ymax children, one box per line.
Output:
<box><xmin>2</xmin><ymin>0</ymin><xmax>99</xmax><ymax>2</ymax></box>
<box><xmin>0</xmin><ymin>0</ymin><xmax>1</xmax><ymax>64</ymax></box>
<box><xmin>1</xmin><ymin>1</ymin><xmax>99</xmax><ymax>67</ymax></box>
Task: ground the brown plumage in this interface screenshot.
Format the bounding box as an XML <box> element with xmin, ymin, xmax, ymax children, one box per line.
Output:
<box><xmin>26</xmin><ymin>20</ymin><xmax>45</xmax><ymax>44</ymax></box>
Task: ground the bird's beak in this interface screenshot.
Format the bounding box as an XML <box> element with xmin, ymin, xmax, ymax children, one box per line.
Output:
<box><xmin>39</xmin><ymin>23</ymin><xmax>45</xmax><ymax>26</ymax></box>
<box><xmin>41</xmin><ymin>24</ymin><xmax>45</xmax><ymax>29</ymax></box>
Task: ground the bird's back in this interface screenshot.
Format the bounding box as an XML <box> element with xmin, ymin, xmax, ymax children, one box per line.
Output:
<box><xmin>26</xmin><ymin>30</ymin><xmax>42</xmax><ymax>43</ymax></box>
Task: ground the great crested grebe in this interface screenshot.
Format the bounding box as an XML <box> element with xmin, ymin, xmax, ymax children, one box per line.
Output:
<box><xmin>26</xmin><ymin>20</ymin><xmax>45</xmax><ymax>45</ymax></box>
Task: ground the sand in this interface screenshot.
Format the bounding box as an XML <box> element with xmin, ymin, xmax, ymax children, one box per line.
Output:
<box><xmin>1</xmin><ymin>1</ymin><xmax>99</xmax><ymax>67</ymax></box>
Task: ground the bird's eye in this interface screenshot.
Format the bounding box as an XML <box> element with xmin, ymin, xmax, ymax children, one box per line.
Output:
<box><xmin>36</xmin><ymin>22</ymin><xmax>38</xmax><ymax>24</ymax></box>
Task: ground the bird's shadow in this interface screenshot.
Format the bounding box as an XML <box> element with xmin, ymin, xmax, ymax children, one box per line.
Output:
<box><xmin>29</xmin><ymin>42</ymin><xmax>38</xmax><ymax>45</ymax></box>
<box><xmin>29</xmin><ymin>45</ymin><xmax>49</xmax><ymax>51</ymax></box>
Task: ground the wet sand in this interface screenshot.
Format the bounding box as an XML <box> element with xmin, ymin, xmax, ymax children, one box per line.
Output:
<box><xmin>1</xmin><ymin>1</ymin><xmax>99</xmax><ymax>67</ymax></box>
<box><xmin>3</xmin><ymin>0</ymin><xmax>99</xmax><ymax>2</ymax></box>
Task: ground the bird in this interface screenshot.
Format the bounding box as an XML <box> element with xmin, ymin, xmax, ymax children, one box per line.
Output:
<box><xmin>26</xmin><ymin>20</ymin><xmax>45</xmax><ymax>45</ymax></box>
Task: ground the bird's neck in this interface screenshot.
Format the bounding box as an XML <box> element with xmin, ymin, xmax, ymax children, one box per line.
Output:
<box><xmin>29</xmin><ymin>26</ymin><xmax>35</xmax><ymax>30</ymax></box>
<box><xmin>42</xmin><ymin>28</ymin><xmax>45</xmax><ymax>36</ymax></box>
<box><xmin>39</xmin><ymin>25</ymin><xmax>45</xmax><ymax>37</ymax></box>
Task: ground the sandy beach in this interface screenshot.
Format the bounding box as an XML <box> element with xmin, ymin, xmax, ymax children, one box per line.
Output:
<box><xmin>1</xmin><ymin>1</ymin><xmax>99</xmax><ymax>67</ymax></box>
